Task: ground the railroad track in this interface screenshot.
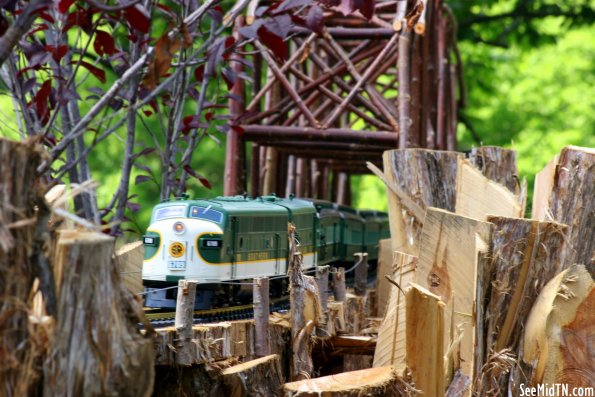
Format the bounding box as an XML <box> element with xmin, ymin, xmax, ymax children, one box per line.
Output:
<box><xmin>143</xmin><ymin>298</ymin><xmax>290</xmax><ymax>329</ymax></box>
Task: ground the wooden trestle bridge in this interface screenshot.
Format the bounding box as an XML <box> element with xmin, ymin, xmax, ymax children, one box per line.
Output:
<box><xmin>223</xmin><ymin>0</ymin><xmax>462</xmax><ymax>204</ymax></box>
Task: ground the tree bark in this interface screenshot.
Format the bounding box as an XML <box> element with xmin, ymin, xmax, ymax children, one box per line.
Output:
<box><xmin>549</xmin><ymin>146</ymin><xmax>594</xmax><ymax>274</ymax></box>
<box><xmin>44</xmin><ymin>231</ymin><xmax>154</xmax><ymax>397</ymax></box>
<box><xmin>475</xmin><ymin>217</ymin><xmax>569</xmax><ymax>395</ymax></box>
<box><xmin>332</xmin><ymin>267</ymin><xmax>347</xmax><ymax>302</ymax></box>
<box><xmin>175</xmin><ymin>280</ymin><xmax>197</xmax><ymax>366</ymax></box>
<box><xmin>0</xmin><ymin>138</ymin><xmax>46</xmax><ymax>396</ymax></box>
<box><xmin>382</xmin><ymin>149</ymin><xmax>461</xmax><ymax>254</ymax></box>
<box><xmin>253</xmin><ymin>277</ymin><xmax>270</xmax><ymax>357</ymax></box>
<box><xmin>468</xmin><ymin>146</ymin><xmax>520</xmax><ymax>194</ymax></box>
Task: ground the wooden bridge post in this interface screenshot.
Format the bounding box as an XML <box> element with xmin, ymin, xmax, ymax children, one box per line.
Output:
<box><xmin>332</xmin><ymin>267</ymin><xmax>346</xmax><ymax>302</ymax></box>
<box><xmin>353</xmin><ymin>253</ymin><xmax>368</xmax><ymax>297</ymax></box>
<box><xmin>174</xmin><ymin>280</ymin><xmax>197</xmax><ymax>366</ymax></box>
<box><xmin>253</xmin><ymin>277</ymin><xmax>270</xmax><ymax>357</ymax></box>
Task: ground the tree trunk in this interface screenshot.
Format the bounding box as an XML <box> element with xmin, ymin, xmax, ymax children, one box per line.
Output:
<box><xmin>382</xmin><ymin>149</ymin><xmax>461</xmax><ymax>254</ymax></box>
<box><xmin>44</xmin><ymin>231</ymin><xmax>154</xmax><ymax>397</ymax></box>
<box><xmin>0</xmin><ymin>137</ymin><xmax>46</xmax><ymax>397</ymax></box>
<box><xmin>548</xmin><ymin>146</ymin><xmax>594</xmax><ymax>274</ymax></box>
<box><xmin>219</xmin><ymin>354</ymin><xmax>284</xmax><ymax>397</ymax></box>
<box><xmin>475</xmin><ymin>217</ymin><xmax>569</xmax><ymax>395</ymax></box>
<box><xmin>283</xmin><ymin>366</ymin><xmax>415</xmax><ymax>396</ymax></box>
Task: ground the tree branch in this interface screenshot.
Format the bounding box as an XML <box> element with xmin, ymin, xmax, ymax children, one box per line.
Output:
<box><xmin>0</xmin><ymin>0</ymin><xmax>52</xmax><ymax>67</ymax></box>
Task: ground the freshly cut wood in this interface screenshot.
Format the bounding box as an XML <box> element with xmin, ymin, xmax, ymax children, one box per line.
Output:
<box><xmin>253</xmin><ymin>277</ymin><xmax>270</xmax><ymax>357</ymax></box>
<box><xmin>455</xmin><ymin>157</ymin><xmax>523</xmax><ymax>220</ymax></box>
<box><xmin>531</xmin><ymin>154</ymin><xmax>559</xmax><ymax>220</ymax></box>
<box><xmin>383</xmin><ymin>149</ymin><xmax>461</xmax><ymax>254</ymax></box>
<box><xmin>115</xmin><ymin>241</ymin><xmax>144</xmax><ymax>294</ymax></box>
<box><xmin>344</xmin><ymin>293</ymin><xmax>366</xmax><ymax>335</ymax></box>
<box><xmin>230</xmin><ymin>320</ymin><xmax>254</xmax><ymax>358</ymax></box>
<box><xmin>282</xmin><ymin>366</ymin><xmax>415</xmax><ymax>396</ymax></box>
<box><xmin>416</xmin><ymin>208</ymin><xmax>491</xmax><ymax>383</ymax></box>
<box><xmin>475</xmin><ymin>217</ymin><xmax>569</xmax><ymax>394</ymax></box>
<box><xmin>520</xmin><ymin>265</ymin><xmax>593</xmax><ymax>388</ymax></box>
<box><xmin>373</xmin><ymin>252</ymin><xmax>417</xmax><ymax>368</ymax></box>
<box><xmin>0</xmin><ymin>138</ymin><xmax>46</xmax><ymax>396</ymax></box>
<box><xmin>468</xmin><ymin>146</ymin><xmax>519</xmax><ymax>194</ymax></box>
<box><xmin>289</xmin><ymin>224</ymin><xmax>321</xmax><ymax>380</ymax></box>
<box><xmin>327</xmin><ymin>300</ymin><xmax>346</xmax><ymax>336</ymax></box>
<box><xmin>175</xmin><ymin>280</ymin><xmax>197</xmax><ymax>366</ymax></box>
<box><xmin>405</xmin><ymin>283</ymin><xmax>446</xmax><ymax>397</ymax></box>
<box><xmin>548</xmin><ymin>146</ymin><xmax>594</xmax><ymax>272</ymax></box>
<box><xmin>375</xmin><ymin>239</ymin><xmax>393</xmax><ymax>318</ymax></box>
<box><xmin>219</xmin><ymin>354</ymin><xmax>284</xmax><ymax>397</ymax></box>
<box><xmin>44</xmin><ymin>231</ymin><xmax>154</xmax><ymax>397</ymax></box>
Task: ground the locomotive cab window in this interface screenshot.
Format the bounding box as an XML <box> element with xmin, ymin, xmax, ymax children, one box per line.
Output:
<box><xmin>154</xmin><ymin>205</ymin><xmax>186</xmax><ymax>221</ymax></box>
<box><xmin>190</xmin><ymin>206</ymin><xmax>223</xmax><ymax>223</ymax></box>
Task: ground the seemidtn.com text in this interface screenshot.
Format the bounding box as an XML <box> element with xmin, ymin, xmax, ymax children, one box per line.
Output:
<box><xmin>519</xmin><ymin>384</ymin><xmax>595</xmax><ymax>397</ymax></box>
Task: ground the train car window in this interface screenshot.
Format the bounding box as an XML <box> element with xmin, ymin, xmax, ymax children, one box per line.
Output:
<box><xmin>155</xmin><ymin>205</ymin><xmax>186</xmax><ymax>220</ymax></box>
<box><xmin>190</xmin><ymin>206</ymin><xmax>223</xmax><ymax>223</ymax></box>
<box><xmin>239</xmin><ymin>237</ymin><xmax>244</xmax><ymax>249</ymax></box>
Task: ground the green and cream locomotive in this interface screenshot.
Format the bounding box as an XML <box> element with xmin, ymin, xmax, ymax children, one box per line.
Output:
<box><xmin>142</xmin><ymin>195</ymin><xmax>389</xmax><ymax>308</ymax></box>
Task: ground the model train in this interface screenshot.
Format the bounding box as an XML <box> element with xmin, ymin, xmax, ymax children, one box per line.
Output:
<box><xmin>141</xmin><ymin>195</ymin><xmax>390</xmax><ymax>309</ymax></box>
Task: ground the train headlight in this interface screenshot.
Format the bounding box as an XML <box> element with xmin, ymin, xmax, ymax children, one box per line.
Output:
<box><xmin>173</xmin><ymin>221</ymin><xmax>186</xmax><ymax>234</ymax></box>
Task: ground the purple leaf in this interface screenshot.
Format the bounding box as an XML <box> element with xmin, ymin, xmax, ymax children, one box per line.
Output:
<box><xmin>339</xmin><ymin>0</ymin><xmax>354</xmax><ymax>16</ymax></box>
<box><xmin>306</xmin><ymin>5</ymin><xmax>324</xmax><ymax>34</ymax></box>
<box><xmin>257</xmin><ymin>25</ymin><xmax>287</xmax><ymax>61</ymax></box>
<box><xmin>265</xmin><ymin>14</ymin><xmax>293</xmax><ymax>38</ymax></box>
<box><xmin>126</xmin><ymin>201</ymin><xmax>141</xmax><ymax>213</ymax></box>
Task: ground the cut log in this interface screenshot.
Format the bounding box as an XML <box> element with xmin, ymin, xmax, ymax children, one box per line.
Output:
<box><xmin>455</xmin><ymin>157</ymin><xmax>523</xmax><ymax>220</ymax></box>
<box><xmin>382</xmin><ymin>149</ymin><xmax>462</xmax><ymax>254</ymax></box>
<box><xmin>405</xmin><ymin>283</ymin><xmax>446</xmax><ymax>397</ymax></box>
<box><xmin>175</xmin><ymin>279</ymin><xmax>197</xmax><ymax>366</ymax></box>
<box><xmin>531</xmin><ymin>154</ymin><xmax>559</xmax><ymax>220</ymax></box>
<box><xmin>289</xmin><ymin>224</ymin><xmax>321</xmax><ymax>380</ymax></box>
<box><xmin>468</xmin><ymin>146</ymin><xmax>520</xmax><ymax>194</ymax></box>
<box><xmin>115</xmin><ymin>241</ymin><xmax>144</xmax><ymax>294</ymax></box>
<box><xmin>332</xmin><ymin>267</ymin><xmax>347</xmax><ymax>302</ymax></box>
<box><xmin>253</xmin><ymin>277</ymin><xmax>270</xmax><ymax>357</ymax></box>
<box><xmin>327</xmin><ymin>300</ymin><xmax>346</xmax><ymax>336</ymax></box>
<box><xmin>344</xmin><ymin>293</ymin><xmax>366</xmax><ymax>335</ymax></box>
<box><xmin>476</xmin><ymin>217</ymin><xmax>569</xmax><ymax>394</ymax></box>
<box><xmin>343</xmin><ymin>355</ymin><xmax>373</xmax><ymax>372</ymax></box>
<box><xmin>282</xmin><ymin>366</ymin><xmax>415</xmax><ymax>396</ymax></box>
<box><xmin>219</xmin><ymin>354</ymin><xmax>284</xmax><ymax>397</ymax></box>
<box><xmin>373</xmin><ymin>252</ymin><xmax>417</xmax><ymax>368</ymax></box>
<box><xmin>416</xmin><ymin>208</ymin><xmax>491</xmax><ymax>384</ymax></box>
<box><xmin>0</xmin><ymin>138</ymin><xmax>46</xmax><ymax>396</ymax></box>
<box><xmin>519</xmin><ymin>265</ymin><xmax>593</xmax><ymax>388</ymax></box>
<box><xmin>44</xmin><ymin>231</ymin><xmax>154</xmax><ymax>397</ymax></box>
<box><xmin>353</xmin><ymin>253</ymin><xmax>368</xmax><ymax>297</ymax></box>
<box><xmin>548</xmin><ymin>146</ymin><xmax>594</xmax><ymax>274</ymax></box>
<box><xmin>375</xmin><ymin>239</ymin><xmax>394</xmax><ymax>318</ymax></box>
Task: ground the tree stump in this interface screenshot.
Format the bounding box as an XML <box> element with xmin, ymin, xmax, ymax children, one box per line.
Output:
<box><xmin>468</xmin><ymin>146</ymin><xmax>520</xmax><ymax>194</ymax></box>
<box><xmin>0</xmin><ymin>137</ymin><xmax>46</xmax><ymax>396</ymax></box>
<box><xmin>44</xmin><ymin>231</ymin><xmax>154</xmax><ymax>397</ymax></box>
<box><xmin>219</xmin><ymin>354</ymin><xmax>284</xmax><ymax>397</ymax></box>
